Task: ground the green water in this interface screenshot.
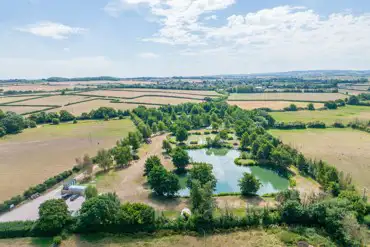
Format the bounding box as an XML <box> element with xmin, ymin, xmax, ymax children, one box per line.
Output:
<box><xmin>179</xmin><ymin>148</ymin><xmax>289</xmax><ymax>196</ymax></box>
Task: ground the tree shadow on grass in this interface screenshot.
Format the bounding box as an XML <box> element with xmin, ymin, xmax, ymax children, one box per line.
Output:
<box><xmin>148</xmin><ymin>192</ymin><xmax>186</xmax><ymax>209</ymax></box>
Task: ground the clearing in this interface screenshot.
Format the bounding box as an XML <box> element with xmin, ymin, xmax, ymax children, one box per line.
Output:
<box><xmin>228</xmin><ymin>101</ymin><xmax>324</xmax><ymax>110</ymax></box>
<box><xmin>229</xmin><ymin>93</ymin><xmax>346</xmax><ymax>102</ymax></box>
<box><xmin>47</xmin><ymin>100</ymin><xmax>156</xmax><ymax>115</ymax></box>
<box><xmin>0</xmin><ymin>119</ymin><xmax>136</xmax><ymax>201</ymax></box>
<box><xmin>270</xmin><ymin>105</ymin><xmax>370</xmax><ymax>125</ymax></box>
<box><xmin>269</xmin><ymin>128</ymin><xmax>370</xmax><ymax>197</ymax></box>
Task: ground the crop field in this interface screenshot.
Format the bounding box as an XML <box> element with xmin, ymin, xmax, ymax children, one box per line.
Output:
<box><xmin>0</xmin><ymin>105</ymin><xmax>49</xmax><ymax>115</ymax></box>
<box><xmin>229</xmin><ymin>93</ymin><xmax>346</xmax><ymax>102</ymax></box>
<box><xmin>80</xmin><ymin>90</ymin><xmax>218</xmax><ymax>99</ymax></box>
<box><xmin>0</xmin><ymin>84</ymin><xmax>92</xmax><ymax>92</ymax></box>
<box><xmin>9</xmin><ymin>95</ymin><xmax>92</xmax><ymax>106</ymax></box>
<box><xmin>227</xmin><ymin>101</ymin><xmax>324</xmax><ymax>110</ymax></box>
<box><xmin>0</xmin><ymin>96</ymin><xmax>38</xmax><ymax>104</ymax></box>
<box><xmin>127</xmin><ymin>96</ymin><xmax>202</xmax><ymax>105</ymax></box>
<box><xmin>270</xmin><ymin>128</ymin><xmax>370</xmax><ymax>197</ymax></box>
<box><xmin>338</xmin><ymin>89</ymin><xmax>368</xmax><ymax>95</ymax></box>
<box><xmin>47</xmin><ymin>100</ymin><xmax>157</xmax><ymax>115</ymax></box>
<box><xmin>117</xmin><ymin>88</ymin><xmax>221</xmax><ymax>96</ymax></box>
<box><xmin>270</xmin><ymin>105</ymin><xmax>370</xmax><ymax>124</ymax></box>
<box><xmin>0</xmin><ymin>119</ymin><xmax>136</xmax><ymax>201</ymax></box>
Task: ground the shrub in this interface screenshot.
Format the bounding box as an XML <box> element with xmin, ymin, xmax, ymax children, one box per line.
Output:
<box><xmin>116</xmin><ymin>203</ymin><xmax>155</xmax><ymax>232</ymax></box>
<box><xmin>53</xmin><ymin>236</ymin><xmax>62</xmax><ymax>246</ymax></box>
<box><xmin>364</xmin><ymin>214</ymin><xmax>370</xmax><ymax>227</ymax></box>
<box><xmin>204</xmin><ymin>131</ymin><xmax>210</xmax><ymax>135</ymax></box>
<box><xmin>52</xmin><ymin>118</ymin><xmax>60</xmax><ymax>125</ymax></box>
<box><xmin>0</xmin><ymin>221</ymin><xmax>34</xmax><ymax>238</ymax></box>
<box><xmin>234</xmin><ymin>158</ymin><xmax>256</xmax><ymax>166</ymax></box>
<box><xmin>307</xmin><ymin>121</ymin><xmax>326</xmax><ymax>129</ymax></box>
<box><xmin>333</xmin><ymin>122</ymin><xmax>345</xmax><ymax>128</ymax></box>
<box><xmin>190</xmin><ymin>141</ymin><xmax>198</xmax><ymax>145</ymax></box>
<box><xmin>239</xmin><ymin>173</ymin><xmax>261</xmax><ymax>196</ymax></box>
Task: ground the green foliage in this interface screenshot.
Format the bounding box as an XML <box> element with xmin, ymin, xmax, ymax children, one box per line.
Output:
<box><xmin>95</xmin><ymin>149</ymin><xmax>113</xmax><ymax>171</ymax></box>
<box><xmin>85</xmin><ymin>185</ymin><xmax>98</xmax><ymax>199</ymax></box>
<box><xmin>35</xmin><ymin>199</ymin><xmax>70</xmax><ymax>236</ymax></box>
<box><xmin>59</xmin><ymin>110</ymin><xmax>75</xmax><ymax>122</ymax></box>
<box><xmin>51</xmin><ymin>118</ymin><xmax>60</xmax><ymax>125</ymax></box>
<box><xmin>186</xmin><ymin>163</ymin><xmax>216</xmax><ymax>190</ymax></box>
<box><xmin>324</xmin><ymin>101</ymin><xmax>338</xmax><ymax>109</ymax></box>
<box><xmin>53</xmin><ymin>236</ymin><xmax>62</xmax><ymax>246</ymax></box>
<box><xmin>0</xmin><ymin>221</ymin><xmax>34</xmax><ymax>238</ymax></box>
<box><xmin>175</xmin><ymin>127</ymin><xmax>188</xmax><ymax>143</ymax></box>
<box><xmin>117</xmin><ymin>203</ymin><xmax>155</xmax><ymax>232</ymax></box>
<box><xmin>284</xmin><ymin>104</ymin><xmax>298</xmax><ymax>111</ymax></box>
<box><xmin>240</xmin><ymin>132</ymin><xmax>250</xmax><ymax>150</ymax></box>
<box><xmin>219</xmin><ymin>129</ymin><xmax>228</xmax><ymax>140</ymax></box>
<box><xmin>307</xmin><ymin>103</ymin><xmax>315</xmax><ymax>110</ymax></box>
<box><xmin>112</xmin><ymin>145</ymin><xmax>132</xmax><ymax>168</ymax></box>
<box><xmin>147</xmin><ymin>165</ymin><xmax>180</xmax><ymax>197</ymax></box>
<box><xmin>78</xmin><ymin>193</ymin><xmax>120</xmax><ymax>232</ymax></box>
<box><xmin>189</xmin><ymin>180</ymin><xmax>215</xmax><ymax>223</ymax></box>
<box><xmin>0</xmin><ymin>112</ymin><xmax>25</xmax><ymax>134</ymax></box>
<box><xmin>276</xmin><ymin>190</ymin><xmax>300</xmax><ymax>204</ymax></box>
<box><xmin>238</xmin><ymin>173</ymin><xmax>261</xmax><ymax>196</ymax></box>
<box><xmin>338</xmin><ymin>190</ymin><xmax>367</xmax><ymax>220</ymax></box>
<box><xmin>144</xmin><ymin>156</ymin><xmax>162</xmax><ymax>176</ymax></box>
<box><xmin>270</xmin><ymin>144</ymin><xmax>293</xmax><ymax>168</ymax></box>
<box><xmin>171</xmin><ymin>147</ymin><xmax>190</xmax><ymax>173</ymax></box>
<box><xmin>162</xmin><ymin>139</ymin><xmax>172</xmax><ymax>153</ymax></box>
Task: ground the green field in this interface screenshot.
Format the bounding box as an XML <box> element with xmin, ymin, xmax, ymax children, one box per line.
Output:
<box><xmin>0</xmin><ymin>119</ymin><xmax>136</xmax><ymax>201</ymax></box>
<box><xmin>270</xmin><ymin>105</ymin><xmax>370</xmax><ymax>124</ymax></box>
<box><xmin>269</xmin><ymin>128</ymin><xmax>370</xmax><ymax>197</ymax></box>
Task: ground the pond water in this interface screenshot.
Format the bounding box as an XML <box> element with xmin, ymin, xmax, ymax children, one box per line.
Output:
<box><xmin>178</xmin><ymin>148</ymin><xmax>289</xmax><ymax>196</ymax></box>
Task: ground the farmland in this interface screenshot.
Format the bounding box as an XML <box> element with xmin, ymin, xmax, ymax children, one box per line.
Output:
<box><xmin>227</xmin><ymin>101</ymin><xmax>324</xmax><ymax>110</ymax></box>
<box><xmin>126</xmin><ymin>96</ymin><xmax>202</xmax><ymax>105</ymax></box>
<box><xmin>80</xmin><ymin>89</ymin><xmax>220</xmax><ymax>99</ymax></box>
<box><xmin>8</xmin><ymin>95</ymin><xmax>92</xmax><ymax>106</ymax></box>
<box><xmin>228</xmin><ymin>93</ymin><xmax>346</xmax><ymax>102</ymax></box>
<box><xmin>0</xmin><ymin>119</ymin><xmax>136</xmax><ymax>201</ymax></box>
<box><xmin>270</xmin><ymin>128</ymin><xmax>370</xmax><ymax>197</ymax></box>
<box><xmin>47</xmin><ymin>100</ymin><xmax>157</xmax><ymax>115</ymax></box>
<box><xmin>0</xmin><ymin>105</ymin><xmax>50</xmax><ymax>115</ymax></box>
<box><xmin>270</xmin><ymin>105</ymin><xmax>370</xmax><ymax>124</ymax></box>
<box><xmin>0</xmin><ymin>84</ymin><xmax>93</xmax><ymax>92</ymax></box>
<box><xmin>0</xmin><ymin>96</ymin><xmax>37</xmax><ymax>104</ymax></box>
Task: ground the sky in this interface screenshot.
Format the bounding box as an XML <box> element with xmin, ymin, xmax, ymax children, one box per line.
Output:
<box><xmin>1</xmin><ymin>0</ymin><xmax>370</xmax><ymax>79</ymax></box>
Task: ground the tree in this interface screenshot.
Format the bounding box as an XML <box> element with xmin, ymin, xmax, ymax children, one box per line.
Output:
<box><xmin>0</xmin><ymin>112</ymin><xmax>25</xmax><ymax>134</ymax></box>
<box><xmin>238</xmin><ymin>173</ymin><xmax>261</xmax><ymax>196</ymax></box>
<box><xmin>158</xmin><ymin>121</ymin><xmax>166</xmax><ymax>132</ymax></box>
<box><xmin>347</xmin><ymin>95</ymin><xmax>359</xmax><ymax>105</ymax></box>
<box><xmin>82</xmin><ymin>154</ymin><xmax>93</xmax><ymax>173</ymax></box>
<box><xmin>211</xmin><ymin>121</ymin><xmax>219</xmax><ymax>131</ymax></box>
<box><xmin>113</xmin><ymin>145</ymin><xmax>132</xmax><ymax>168</ymax></box>
<box><xmin>240</xmin><ymin>132</ymin><xmax>250</xmax><ymax>150</ymax></box>
<box><xmin>52</xmin><ymin>118</ymin><xmax>60</xmax><ymax>125</ymax></box>
<box><xmin>280</xmin><ymin>200</ymin><xmax>304</xmax><ymax>224</ymax></box>
<box><xmin>78</xmin><ymin>193</ymin><xmax>120</xmax><ymax>232</ymax></box>
<box><xmin>187</xmin><ymin>163</ymin><xmax>216</xmax><ymax>190</ymax></box>
<box><xmin>0</xmin><ymin>127</ymin><xmax>5</xmax><ymax>137</ymax></box>
<box><xmin>219</xmin><ymin>129</ymin><xmax>228</xmax><ymax>140</ymax></box>
<box><xmin>59</xmin><ymin>110</ymin><xmax>75</xmax><ymax>122</ymax></box>
<box><xmin>95</xmin><ymin>149</ymin><xmax>113</xmax><ymax>171</ymax></box>
<box><xmin>128</xmin><ymin>132</ymin><xmax>141</xmax><ymax>150</ymax></box>
<box><xmin>151</xmin><ymin>122</ymin><xmax>158</xmax><ymax>133</ymax></box>
<box><xmin>139</xmin><ymin>124</ymin><xmax>152</xmax><ymax>139</ymax></box>
<box><xmin>296</xmin><ymin>153</ymin><xmax>308</xmax><ymax>174</ymax></box>
<box><xmin>307</xmin><ymin>103</ymin><xmax>315</xmax><ymax>111</ymax></box>
<box><xmin>172</xmin><ymin>147</ymin><xmax>190</xmax><ymax>173</ymax></box>
<box><xmin>85</xmin><ymin>185</ymin><xmax>98</xmax><ymax>199</ymax></box>
<box><xmin>189</xmin><ymin>180</ymin><xmax>215</xmax><ymax>222</ymax></box>
<box><xmin>175</xmin><ymin>127</ymin><xmax>188</xmax><ymax>143</ymax></box>
<box><xmin>162</xmin><ymin>139</ymin><xmax>172</xmax><ymax>154</ymax></box>
<box><xmin>118</xmin><ymin>203</ymin><xmax>155</xmax><ymax>232</ymax></box>
<box><xmin>36</xmin><ymin>199</ymin><xmax>70</xmax><ymax>235</ymax></box>
<box><xmin>144</xmin><ymin>155</ymin><xmax>162</xmax><ymax>176</ymax></box>
<box><xmin>147</xmin><ymin>165</ymin><xmax>180</xmax><ymax>197</ymax></box>
<box><xmin>270</xmin><ymin>145</ymin><xmax>293</xmax><ymax>168</ymax></box>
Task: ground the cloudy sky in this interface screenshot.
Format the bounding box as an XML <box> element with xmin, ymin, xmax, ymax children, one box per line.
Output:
<box><xmin>1</xmin><ymin>0</ymin><xmax>370</xmax><ymax>78</ymax></box>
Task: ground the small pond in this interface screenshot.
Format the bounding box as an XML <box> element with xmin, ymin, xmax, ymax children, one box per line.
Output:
<box><xmin>178</xmin><ymin>148</ymin><xmax>289</xmax><ymax>196</ymax></box>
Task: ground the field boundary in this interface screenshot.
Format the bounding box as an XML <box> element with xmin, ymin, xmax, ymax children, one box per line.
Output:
<box><xmin>0</xmin><ymin>95</ymin><xmax>53</xmax><ymax>105</ymax></box>
<box><xmin>73</xmin><ymin>93</ymin><xmax>207</xmax><ymax>101</ymax></box>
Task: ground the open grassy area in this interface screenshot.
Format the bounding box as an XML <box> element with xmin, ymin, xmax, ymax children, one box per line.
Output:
<box><xmin>269</xmin><ymin>128</ymin><xmax>370</xmax><ymax>197</ymax></box>
<box><xmin>229</xmin><ymin>93</ymin><xmax>346</xmax><ymax>102</ymax></box>
<box><xmin>270</xmin><ymin>105</ymin><xmax>370</xmax><ymax>124</ymax></box>
<box><xmin>0</xmin><ymin>228</ymin><xmax>336</xmax><ymax>247</ymax></box>
<box><xmin>227</xmin><ymin>101</ymin><xmax>324</xmax><ymax>110</ymax></box>
<box><xmin>9</xmin><ymin>95</ymin><xmax>92</xmax><ymax>106</ymax></box>
<box><xmin>127</xmin><ymin>96</ymin><xmax>202</xmax><ymax>105</ymax></box>
<box><xmin>0</xmin><ymin>119</ymin><xmax>136</xmax><ymax>201</ymax></box>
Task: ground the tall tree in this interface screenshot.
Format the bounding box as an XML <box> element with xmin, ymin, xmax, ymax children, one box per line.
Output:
<box><xmin>175</xmin><ymin>127</ymin><xmax>188</xmax><ymax>143</ymax></box>
<box><xmin>172</xmin><ymin>147</ymin><xmax>190</xmax><ymax>173</ymax></box>
<box><xmin>238</xmin><ymin>173</ymin><xmax>261</xmax><ymax>196</ymax></box>
<box><xmin>95</xmin><ymin>149</ymin><xmax>113</xmax><ymax>171</ymax></box>
<box><xmin>36</xmin><ymin>199</ymin><xmax>70</xmax><ymax>235</ymax></box>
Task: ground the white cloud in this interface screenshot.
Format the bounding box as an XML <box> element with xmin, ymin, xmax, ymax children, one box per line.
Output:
<box><xmin>138</xmin><ymin>52</ymin><xmax>159</xmax><ymax>58</ymax></box>
<box><xmin>15</xmin><ymin>22</ymin><xmax>87</xmax><ymax>40</ymax></box>
<box><xmin>63</xmin><ymin>47</ymin><xmax>70</xmax><ymax>52</ymax></box>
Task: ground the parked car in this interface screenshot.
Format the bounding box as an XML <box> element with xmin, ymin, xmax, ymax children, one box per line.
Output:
<box><xmin>70</xmin><ymin>194</ymin><xmax>80</xmax><ymax>201</ymax></box>
<box><xmin>61</xmin><ymin>193</ymin><xmax>72</xmax><ymax>200</ymax></box>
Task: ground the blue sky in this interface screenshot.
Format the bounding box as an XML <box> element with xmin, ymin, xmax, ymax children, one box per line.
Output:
<box><xmin>1</xmin><ymin>0</ymin><xmax>370</xmax><ymax>78</ymax></box>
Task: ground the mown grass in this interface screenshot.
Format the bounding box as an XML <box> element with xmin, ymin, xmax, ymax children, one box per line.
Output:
<box><xmin>270</xmin><ymin>105</ymin><xmax>370</xmax><ymax>125</ymax></box>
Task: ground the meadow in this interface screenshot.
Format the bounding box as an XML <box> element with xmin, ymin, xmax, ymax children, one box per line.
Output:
<box><xmin>228</xmin><ymin>93</ymin><xmax>346</xmax><ymax>102</ymax></box>
<box><xmin>9</xmin><ymin>95</ymin><xmax>92</xmax><ymax>106</ymax></box>
<box><xmin>270</xmin><ymin>128</ymin><xmax>370</xmax><ymax>197</ymax></box>
<box><xmin>0</xmin><ymin>119</ymin><xmax>136</xmax><ymax>201</ymax></box>
<box><xmin>227</xmin><ymin>101</ymin><xmax>324</xmax><ymax>110</ymax></box>
<box><xmin>0</xmin><ymin>105</ymin><xmax>50</xmax><ymax>115</ymax></box>
<box><xmin>270</xmin><ymin>105</ymin><xmax>370</xmax><ymax>124</ymax></box>
<box><xmin>127</xmin><ymin>96</ymin><xmax>202</xmax><ymax>105</ymax></box>
<box><xmin>0</xmin><ymin>96</ymin><xmax>38</xmax><ymax>104</ymax></box>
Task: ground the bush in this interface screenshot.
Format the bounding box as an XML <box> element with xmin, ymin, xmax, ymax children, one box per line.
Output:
<box><xmin>52</xmin><ymin>118</ymin><xmax>60</xmax><ymax>125</ymax></box>
<box><xmin>0</xmin><ymin>221</ymin><xmax>34</xmax><ymax>238</ymax></box>
<box><xmin>307</xmin><ymin>121</ymin><xmax>326</xmax><ymax>129</ymax></box>
<box><xmin>239</xmin><ymin>173</ymin><xmax>261</xmax><ymax>196</ymax></box>
<box><xmin>116</xmin><ymin>203</ymin><xmax>155</xmax><ymax>232</ymax></box>
<box><xmin>204</xmin><ymin>131</ymin><xmax>210</xmax><ymax>135</ymax></box>
<box><xmin>364</xmin><ymin>214</ymin><xmax>370</xmax><ymax>227</ymax></box>
<box><xmin>274</xmin><ymin>122</ymin><xmax>306</xmax><ymax>129</ymax></box>
<box><xmin>234</xmin><ymin>158</ymin><xmax>256</xmax><ymax>166</ymax></box>
<box><xmin>333</xmin><ymin>122</ymin><xmax>345</xmax><ymax>128</ymax></box>
<box><xmin>53</xmin><ymin>236</ymin><xmax>62</xmax><ymax>246</ymax></box>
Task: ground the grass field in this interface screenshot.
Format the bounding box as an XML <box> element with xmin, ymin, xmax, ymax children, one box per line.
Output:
<box><xmin>0</xmin><ymin>105</ymin><xmax>50</xmax><ymax>114</ymax></box>
<box><xmin>229</xmin><ymin>93</ymin><xmax>346</xmax><ymax>102</ymax></box>
<box><xmin>0</xmin><ymin>119</ymin><xmax>136</xmax><ymax>201</ymax></box>
<box><xmin>270</xmin><ymin>105</ymin><xmax>370</xmax><ymax>124</ymax></box>
<box><xmin>127</xmin><ymin>96</ymin><xmax>202</xmax><ymax>105</ymax></box>
<box><xmin>338</xmin><ymin>89</ymin><xmax>367</xmax><ymax>95</ymax></box>
<box><xmin>47</xmin><ymin>100</ymin><xmax>156</xmax><ymax>115</ymax></box>
<box><xmin>227</xmin><ymin>101</ymin><xmax>324</xmax><ymax>110</ymax></box>
<box><xmin>9</xmin><ymin>95</ymin><xmax>92</xmax><ymax>106</ymax></box>
<box><xmin>0</xmin><ymin>228</ymin><xmax>336</xmax><ymax>247</ymax></box>
<box><xmin>0</xmin><ymin>84</ymin><xmax>92</xmax><ymax>92</ymax></box>
<box><xmin>269</xmin><ymin>128</ymin><xmax>370</xmax><ymax>197</ymax></box>
<box><xmin>81</xmin><ymin>90</ymin><xmax>218</xmax><ymax>99</ymax></box>
<box><xmin>117</xmin><ymin>88</ymin><xmax>221</xmax><ymax>96</ymax></box>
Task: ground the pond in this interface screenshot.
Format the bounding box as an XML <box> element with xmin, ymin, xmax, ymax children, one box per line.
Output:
<box><xmin>178</xmin><ymin>148</ymin><xmax>289</xmax><ymax>196</ymax></box>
